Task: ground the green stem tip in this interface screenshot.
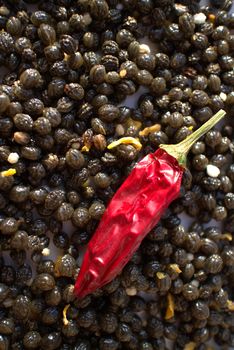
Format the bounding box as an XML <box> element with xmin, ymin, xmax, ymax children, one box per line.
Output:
<box><xmin>160</xmin><ymin>109</ymin><xmax>227</xmax><ymax>167</ymax></box>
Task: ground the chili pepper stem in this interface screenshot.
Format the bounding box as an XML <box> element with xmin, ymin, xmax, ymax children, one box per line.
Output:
<box><xmin>160</xmin><ymin>109</ymin><xmax>226</xmax><ymax>167</ymax></box>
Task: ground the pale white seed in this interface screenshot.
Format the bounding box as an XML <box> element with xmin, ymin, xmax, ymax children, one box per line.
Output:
<box><xmin>220</xmin><ymin>92</ymin><xmax>227</xmax><ymax>101</ymax></box>
<box><xmin>42</xmin><ymin>248</ymin><xmax>50</xmax><ymax>256</ymax></box>
<box><xmin>206</xmin><ymin>164</ymin><xmax>220</xmax><ymax>178</ymax></box>
<box><xmin>7</xmin><ymin>152</ymin><xmax>19</xmax><ymax>164</ymax></box>
<box><xmin>116</xmin><ymin>124</ymin><xmax>125</xmax><ymax>136</ymax></box>
<box><xmin>187</xmin><ymin>253</ymin><xmax>194</xmax><ymax>261</ymax></box>
<box><xmin>194</xmin><ymin>13</ymin><xmax>206</xmax><ymax>24</ymax></box>
<box><xmin>191</xmin><ymin>280</ymin><xmax>199</xmax><ymax>288</ymax></box>
<box><xmin>139</xmin><ymin>44</ymin><xmax>151</xmax><ymax>54</ymax></box>
<box><xmin>126</xmin><ymin>287</ymin><xmax>137</xmax><ymax>296</ymax></box>
<box><xmin>83</xmin><ymin>13</ymin><xmax>92</xmax><ymax>26</ymax></box>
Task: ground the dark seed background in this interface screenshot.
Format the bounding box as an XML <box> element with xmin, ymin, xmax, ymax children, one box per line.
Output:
<box><xmin>0</xmin><ymin>0</ymin><xmax>233</xmax><ymax>349</ymax></box>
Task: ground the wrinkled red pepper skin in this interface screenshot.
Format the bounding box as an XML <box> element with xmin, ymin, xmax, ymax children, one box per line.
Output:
<box><xmin>74</xmin><ymin>149</ymin><xmax>184</xmax><ymax>298</ymax></box>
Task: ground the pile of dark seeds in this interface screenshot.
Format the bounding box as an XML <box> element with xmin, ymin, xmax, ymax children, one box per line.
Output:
<box><xmin>0</xmin><ymin>0</ymin><xmax>233</xmax><ymax>349</ymax></box>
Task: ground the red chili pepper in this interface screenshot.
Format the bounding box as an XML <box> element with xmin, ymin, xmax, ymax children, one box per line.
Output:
<box><xmin>74</xmin><ymin>110</ymin><xmax>226</xmax><ymax>298</ymax></box>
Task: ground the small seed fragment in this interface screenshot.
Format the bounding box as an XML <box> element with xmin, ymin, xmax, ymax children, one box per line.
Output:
<box><xmin>169</xmin><ymin>264</ymin><xmax>182</xmax><ymax>273</ymax></box>
<box><xmin>81</xmin><ymin>145</ymin><xmax>91</xmax><ymax>152</ymax></box>
<box><xmin>139</xmin><ymin>124</ymin><xmax>161</xmax><ymax>137</ymax></box>
<box><xmin>1</xmin><ymin>168</ymin><xmax>16</xmax><ymax>177</ymax></box>
<box><xmin>107</xmin><ymin>137</ymin><xmax>142</xmax><ymax>150</ymax></box>
<box><xmin>156</xmin><ymin>272</ymin><xmax>166</xmax><ymax>279</ymax></box>
<box><xmin>165</xmin><ymin>293</ymin><xmax>174</xmax><ymax>320</ymax></box>
<box><xmin>63</xmin><ymin>304</ymin><xmax>70</xmax><ymax>326</ymax></box>
<box><xmin>220</xmin><ymin>233</ymin><xmax>232</xmax><ymax>241</ymax></box>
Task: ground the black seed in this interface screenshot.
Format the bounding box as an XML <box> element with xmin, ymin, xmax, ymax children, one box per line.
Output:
<box><xmin>66</xmin><ymin>149</ymin><xmax>86</xmax><ymax>170</ymax></box>
<box><xmin>23</xmin><ymin>331</ymin><xmax>41</xmax><ymax>349</ymax></box>
<box><xmin>204</xmin><ymin>254</ymin><xmax>223</xmax><ymax>274</ymax></box>
<box><xmin>33</xmin><ymin>273</ymin><xmax>55</xmax><ymax>291</ymax></box>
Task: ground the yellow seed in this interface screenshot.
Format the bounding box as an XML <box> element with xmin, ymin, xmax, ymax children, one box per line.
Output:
<box><xmin>0</xmin><ymin>168</ymin><xmax>16</xmax><ymax>177</ymax></box>
<box><xmin>125</xmin><ymin>117</ymin><xmax>142</xmax><ymax>130</ymax></box>
<box><xmin>188</xmin><ymin>126</ymin><xmax>194</xmax><ymax>131</ymax></box>
<box><xmin>169</xmin><ymin>264</ymin><xmax>182</xmax><ymax>273</ymax></box>
<box><xmin>107</xmin><ymin>137</ymin><xmax>142</xmax><ymax>151</ymax></box>
<box><xmin>184</xmin><ymin>342</ymin><xmax>196</xmax><ymax>350</ymax></box>
<box><xmin>82</xmin><ymin>180</ymin><xmax>90</xmax><ymax>188</ymax></box>
<box><xmin>63</xmin><ymin>304</ymin><xmax>70</xmax><ymax>326</ymax></box>
<box><xmin>81</xmin><ymin>145</ymin><xmax>91</xmax><ymax>152</ymax></box>
<box><xmin>165</xmin><ymin>293</ymin><xmax>174</xmax><ymax>320</ymax></box>
<box><xmin>220</xmin><ymin>233</ymin><xmax>232</xmax><ymax>241</ymax></box>
<box><xmin>139</xmin><ymin>124</ymin><xmax>161</xmax><ymax>137</ymax></box>
<box><xmin>156</xmin><ymin>272</ymin><xmax>165</xmax><ymax>279</ymax></box>
<box><xmin>64</xmin><ymin>53</ymin><xmax>69</xmax><ymax>61</ymax></box>
<box><xmin>208</xmin><ymin>13</ymin><xmax>216</xmax><ymax>23</ymax></box>
<box><xmin>227</xmin><ymin>300</ymin><xmax>234</xmax><ymax>311</ymax></box>
<box><xmin>119</xmin><ymin>69</ymin><xmax>127</xmax><ymax>78</ymax></box>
